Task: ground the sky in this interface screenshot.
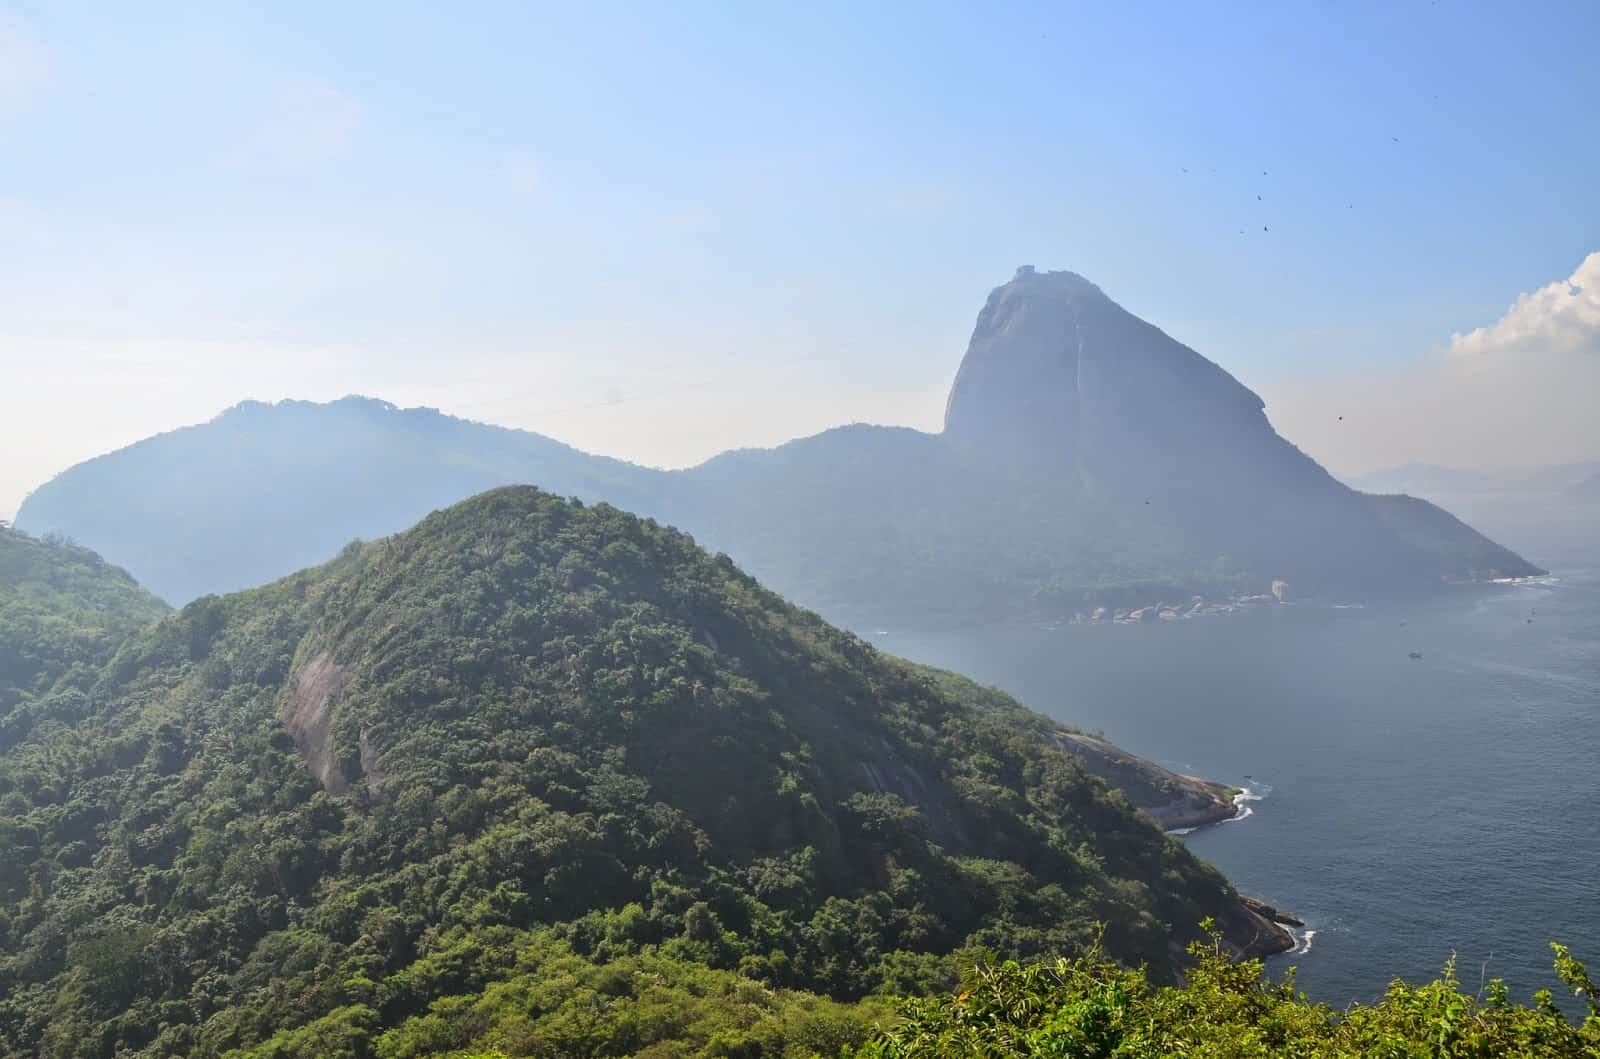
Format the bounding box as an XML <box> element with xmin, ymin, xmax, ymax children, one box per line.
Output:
<box><xmin>3</xmin><ymin>1</ymin><xmax>1599</xmax><ymax>521</ymax></box>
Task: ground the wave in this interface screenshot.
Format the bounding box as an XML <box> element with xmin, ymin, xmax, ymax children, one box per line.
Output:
<box><xmin>1288</xmin><ymin>927</ymin><xmax>1317</xmax><ymax>956</ymax></box>
<box><xmin>1496</xmin><ymin>574</ymin><xmax>1562</xmax><ymax>587</ymax></box>
<box><xmin>1165</xmin><ymin>779</ymin><xmax>1268</xmax><ymax>835</ymax></box>
<box><xmin>1222</xmin><ymin>780</ymin><xmax>1269</xmax><ymax>824</ymax></box>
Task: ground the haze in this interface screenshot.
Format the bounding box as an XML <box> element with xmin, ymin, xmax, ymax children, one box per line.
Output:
<box><xmin>4</xmin><ymin>2</ymin><xmax>1599</xmax><ymax>521</ymax></box>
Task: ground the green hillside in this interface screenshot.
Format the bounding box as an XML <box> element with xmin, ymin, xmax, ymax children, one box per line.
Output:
<box><xmin>1</xmin><ymin>493</ymin><xmax>1592</xmax><ymax>1058</ymax></box>
<box><xmin>0</xmin><ymin>523</ymin><xmax>169</xmax><ymax>724</ymax></box>
<box><xmin>0</xmin><ymin>488</ymin><xmax>1281</xmax><ymax>1059</ymax></box>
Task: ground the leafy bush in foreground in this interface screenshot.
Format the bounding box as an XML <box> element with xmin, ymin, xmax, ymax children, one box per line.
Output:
<box><xmin>857</xmin><ymin>924</ymin><xmax>1600</xmax><ymax>1058</ymax></box>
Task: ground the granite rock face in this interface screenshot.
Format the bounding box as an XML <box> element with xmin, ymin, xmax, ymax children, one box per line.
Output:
<box><xmin>946</xmin><ymin>267</ymin><xmax>1345</xmax><ymax>504</ymax></box>
<box><xmin>944</xmin><ymin>266</ymin><xmax>1265</xmax><ymax>475</ymax></box>
<box><xmin>935</xmin><ymin>267</ymin><xmax>1543</xmax><ymax>596</ymax></box>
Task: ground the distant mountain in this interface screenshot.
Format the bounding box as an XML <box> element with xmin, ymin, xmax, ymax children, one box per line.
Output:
<box><xmin>662</xmin><ymin>268</ymin><xmax>1542</xmax><ymax>621</ymax></box>
<box><xmin>1350</xmin><ymin>462</ymin><xmax>1600</xmax><ymax>498</ymax></box>
<box><xmin>16</xmin><ymin>268</ymin><xmax>1543</xmax><ymax>622</ymax></box>
<box><xmin>1347</xmin><ymin>461</ymin><xmax>1600</xmax><ymax>565</ymax></box>
<box><xmin>1348</xmin><ymin>463</ymin><xmax>1504</xmax><ymax>496</ymax></box>
<box><xmin>1566</xmin><ymin>471</ymin><xmax>1600</xmax><ymax>501</ymax></box>
<box><xmin>16</xmin><ymin>396</ymin><xmax>659</xmax><ymax>604</ymax></box>
<box><xmin>0</xmin><ymin>487</ymin><xmax>1286</xmax><ymax>1056</ymax></box>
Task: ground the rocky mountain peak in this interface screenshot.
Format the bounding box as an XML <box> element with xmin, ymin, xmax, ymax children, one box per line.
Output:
<box><xmin>1008</xmin><ymin>263</ymin><xmax>1106</xmax><ymax>294</ymax></box>
<box><xmin>942</xmin><ymin>267</ymin><xmax>1268</xmax><ymax>475</ymax></box>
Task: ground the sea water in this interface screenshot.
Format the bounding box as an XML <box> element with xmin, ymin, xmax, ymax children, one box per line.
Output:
<box><xmin>868</xmin><ymin>560</ymin><xmax>1600</xmax><ymax>1009</ymax></box>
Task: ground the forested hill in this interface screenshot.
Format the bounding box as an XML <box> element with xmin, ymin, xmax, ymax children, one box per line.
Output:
<box><xmin>16</xmin><ymin>271</ymin><xmax>1541</xmax><ymax>622</ymax></box>
<box><xmin>0</xmin><ymin>523</ymin><xmax>168</xmax><ymax>717</ymax></box>
<box><xmin>0</xmin><ymin>487</ymin><xmax>1285</xmax><ymax>1058</ymax></box>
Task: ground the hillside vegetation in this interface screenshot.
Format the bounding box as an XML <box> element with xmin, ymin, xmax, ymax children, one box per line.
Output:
<box><xmin>0</xmin><ymin>523</ymin><xmax>168</xmax><ymax>723</ymax></box>
<box><xmin>1</xmin><ymin>488</ymin><xmax>1274</xmax><ymax>1058</ymax></box>
<box><xmin>858</xmin><ymin>927</ymin><xmax>1599</xmax><ymax>1058</ymax></box>
<box><xmin>1</xmin><ymin>494</ymin><xmax>1592</xmax><ymax>1057</ymax></box>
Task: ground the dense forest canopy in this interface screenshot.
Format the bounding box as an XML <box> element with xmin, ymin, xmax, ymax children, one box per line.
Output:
<box><xmin>0</xmin><ymin>522</ymin><xmax>168</xmax><ymax>720</ymax></box>
<box><xmin>1</xmin><ymin>487</ymin><xmax>1274</xmax><ymax>1058</ymax></box>
<box><xmin>0</xmin><ymin>493</ymin><xmax>1592</xmax><ymax>1057</ymax></box>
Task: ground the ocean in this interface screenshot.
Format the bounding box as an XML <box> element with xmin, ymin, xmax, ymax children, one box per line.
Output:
<box><xmin>867</xmin><ymin>559</ymin><xmax>1600</xmax><ymax>1009</ymax></box>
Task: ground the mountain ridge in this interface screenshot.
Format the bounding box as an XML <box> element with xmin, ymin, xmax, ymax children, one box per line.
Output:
<box><xmin>0</xmin><ymin>486</ymin><xmax>1289</xmax><ymax>1056</ymax></box>
<box><xmin>15</xmin><ymin>269</ymin><xmax>1544</xmax><ymax>620</ymax></box>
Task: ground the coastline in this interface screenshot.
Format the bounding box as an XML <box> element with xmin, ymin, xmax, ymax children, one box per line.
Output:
<box><xmin>1235</xmin><ymin>895</ymin><xmax>1304</xmax><ymax>958</ymax></box>
<box><xmin>1163</xmin><ymin>781</ymin><xmax>1257</xmax><ymax>833</ymax></box>
<box><xmin>1161</xmin><ymin>782</ymin><xmax>1303</xmax><ymax>960</ymax></box>
<box><xmin>1043</xmin><ymin>729</ymin><xmax>1244</xmax><ymax>832</ymax></box>
<box><xmin>1015</xmin><ymin>673</ymin><xmax>1311</xmax><ymax>966</ymax></box>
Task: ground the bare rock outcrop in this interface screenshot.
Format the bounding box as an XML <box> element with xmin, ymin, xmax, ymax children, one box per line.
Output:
<box><xmin>283</xmin><ymin>650</ymin><xmax>352</xmax><ymax>793</ymax></box>
<box><xmin>1045</xmin><ymin>729</ymin><xmax>1238</xmax><ymax>830</ymax></box>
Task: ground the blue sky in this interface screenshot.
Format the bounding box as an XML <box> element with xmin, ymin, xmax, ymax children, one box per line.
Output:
<box><xmin>3</xmin><ymin>1</ymin><xmax>1599</xmax><ymax>517</ymax></box>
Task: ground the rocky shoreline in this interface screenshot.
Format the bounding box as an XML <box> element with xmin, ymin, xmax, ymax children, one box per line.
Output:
<box><xmin>1037</xmin><ymin>720</ymin><xmax>1301</xmax><ymax>961</ymax></box>
<box><xmin>1043</xmin><ymin>729</ymin><xmax>1244</xmax><ymax>831</ymax></box>
<box><xmin>1149</xmin><ymin>775</ymin><xmax>1244</xmax><ymax>831</ymax></box>
<box><xmin>1234</xmin><ymin>895</ymin><xmax>1304</xmax><ymax>958</ymax></box>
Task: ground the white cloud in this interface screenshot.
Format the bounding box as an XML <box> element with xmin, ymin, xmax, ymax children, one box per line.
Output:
<box><xmin>1448</xmin><ymin>251</ymin><xmax>1600</xmax><ymax>358</ymax></box>
<box><xmin>0</xmin><ymin>13</ymin><xmax>51</xmax><ymax>118</ymax></box>
<box><xmin>229</xmin><ymin>75</ymin><xmax>363</xmax><ymax>169</ymax></box>
<box><xmin>1264</xmin><ymin>349</ymin><xmax>1600</xmax><ymax>478</ymax></box>
<box><xmin>1258</xmin><ymin>252</ymin><xmax>1600</xmax><ymax>476</ymax></box>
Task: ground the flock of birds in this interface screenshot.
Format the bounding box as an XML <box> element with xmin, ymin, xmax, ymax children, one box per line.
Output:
<box><xmin>1177</xmin><ymin>110</ymin><xmax>1431</xmax><ymax>238</ymax></box>
<box><xmin>1178</xmin><ymin>162</ymin><xmax>1377</xmax><ymax>237</ymax></box>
